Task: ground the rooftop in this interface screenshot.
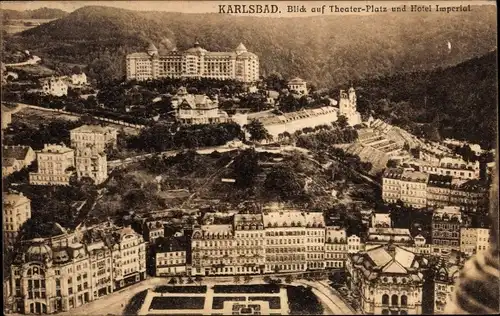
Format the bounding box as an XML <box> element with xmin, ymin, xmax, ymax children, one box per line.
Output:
<box><xmin>3</xmin><ymin>145</ymin><xmax>32</xmax><ymax>161</ymax></box>
<box><xmin>3</xmin><ymin>192</ymin><xmax>30</xmax><ymax>207</ymax></box>
<box><xmin>70</xmin><ymin>124</ymin><xmax>117</xmax><ymax>134</ymax></box>
<box><xmin>263</xmin><ymin>211</ymin><xmax>325</xmax><ymax>228</ymax></box>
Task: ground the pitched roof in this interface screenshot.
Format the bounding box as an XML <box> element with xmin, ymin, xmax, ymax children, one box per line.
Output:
<box><xmin>3</xmin><ymin>145</ymin><xmax>32</xmax><ymax>160</ymax></box>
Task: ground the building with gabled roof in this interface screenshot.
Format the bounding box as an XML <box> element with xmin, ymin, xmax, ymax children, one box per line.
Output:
<box><xmin>287</xmin><ymin>77</ymin><xmax>308</xmax><ymax>95</ymax></box>
<box><xmin>347</xmin><ymin>244</ymin><xmax>428</xmax><ymax>315</ymax></box>
<box><xmin>2</xmin><ymin>145</ymin><xmax>36</xmax><ymax>177</ymax></box>
<box><xmin>154</xmin><ymin>236</ymin><xmax>189</xmax><ymax>276</ymax></box>
<box><xmin>433</xmin><ymin>259</ymin><xmax>462</xmax><ymax>314</ymax></box>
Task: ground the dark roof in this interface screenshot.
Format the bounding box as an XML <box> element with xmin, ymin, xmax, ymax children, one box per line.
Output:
<box><xmin>383</xmin><ymin>168</ymin><xmax>404</xmax><ymax>179</ymax></box>
<box><xmin>155</xmin><ymin>236</ymin><xmax>189</xmax><ymax>253</ymax></box>
<box><xmin>3</xmin><ymin>146</ymin><xmax>32</xmax><ymax>160</ymax></box>
<box><xmin>427</xmin><ymin>174</ymin><xmax>453</xmax><ymax>187</ymax></box>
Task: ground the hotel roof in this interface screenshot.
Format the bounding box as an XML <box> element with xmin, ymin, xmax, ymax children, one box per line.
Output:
<box><xmin>427</xmin><ymin>174</ymin><xmax>453</xmax><ymax>187</ymax></box>
<box><xmin>383</xmin><ymin>167</ymin><xmax>404</xmax><ymax>179</ymax></box>
<box><xmin>263</xmin><ymin>211</ymin><xmax>325</xmax><ymax>228</ymax></box>
<box><xmin>70</xmin><ymin>124</ymin><xmax>116</xmax><ymax>134</ymax></box>
<box><xmin>400</xmin><ymin>170</ymin><xmax>429</xmax><ymax>183</ymax></box>
<box><xmin>3</xmin><ymin>145</ymin><xmax>32</xmax><ymax>160</ymax></box>
<box><xmin>3</xmin><ymin>192</ymin><xmax>30</xmax><ymax>207</ymax></box>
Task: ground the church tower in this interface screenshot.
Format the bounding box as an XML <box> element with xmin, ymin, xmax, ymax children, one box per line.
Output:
<box><xmin>338</xmin><ymin>87</ymin><xmax>361</xmax><ymax>126</ymax></box>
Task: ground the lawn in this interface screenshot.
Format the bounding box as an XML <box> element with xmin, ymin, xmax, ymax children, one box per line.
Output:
<box><xmin>249</xmin><ymin>296</ymin><xmax>281</xmax><ymax>309</ymax></box>
<box><xmin>211</xmin><ymin>296</ymin><xmax>246</xmax><ymax>309</ymax></box>
<box><xmin>149</xmin><ymin>297</ymin><xmax>205</xmax><ymax>310</ymax></box>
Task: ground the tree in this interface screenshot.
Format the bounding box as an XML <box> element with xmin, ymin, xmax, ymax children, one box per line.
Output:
<box><xmin>243</xmin><ymin>275</ymin><xmax>252</xmax><ymax>284</ymax></box>
<box><xmin>186</xmin><ymin>277</ymin><xmax>195</xmax><ymax>284</ymax></box>
<box><xmin>195</xmin><ymin>275</ymin><xmax>203</xmax><ymax>284</ymax></box>
<box><xmin>263</xmin><ymin>276</ymin><xmax>272</xmax><ymax>284</ymax></box>
<box><xmin>168</xmin><ymin>277</ymin><xmax>178</xmax><ymax>285</ymax></box>
<box><xmin>243</xmin><ymin>119</ymin><xmax>272</xmax><ymax>142</ymax></box>
<box><xmin>337</xmin><ymin>115</ymin><xmax>349</xmax><ymax>130</ymax></box>
<box><xmin>264</xmin><ymin>166</ymin><xmax>305</xmax><ymax>200</ymax></box>
<box><xmin>234</xmin><ymin>275</ymin><xmax>241</xmax><ymax>284</ymax></box>
<box><xmin>233</xmin><ymin>148</ymin><xmax>260</xmax><ymax>188</ymax></box>
<box><xmin>285</xmin><ymin>275</ymin><xmax>294</xmax><ymax>284</ymax></box>
<box><xmin>178</xmin><ymin>277</ymin><xmax>184</xmax><ymax>284</ymax></box>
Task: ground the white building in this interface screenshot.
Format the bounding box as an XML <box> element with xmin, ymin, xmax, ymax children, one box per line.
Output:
<box><xmin>3</xmin><ymin>192</ymin><xmax>31</xmax><ymax>248</ymax></box>
<box><xmin>41</xmin><ymin>77</ymin><xmax>68</xmax><ymax>97</ymax></box>
<box><xmin>70</xmin><ymin>125</ymin><xmax>118</xmax><ymax>154</ymax></box>
<box><xmin>126</xmin><ymin>41</ymin><xmax>259</xmax><ymax>83</ymax></box>
<box><xmin>287</xmin><ymin>77</ymin><xmax>308</xmax><ymax>95</ymax></box>
<box><xmin>74</xmin><ymin>147</ymin><xmax>107</xmax><ymax>185</ymax></box>
<box><xmin>324</xmin><ymin>226</ymin><xmax>348</xmax><ymax>268</ymax></box>
<box><xmin>420</xmin><ymin>156</ymin><xmax>480</xmax><ymax>180</ymax></box>
<box><xmin>371</xmin><ymin>213</ymin><xmax>392</xmax><ymax>228</ymax></box>
<box><xmin>460</xmin><ymin>228</ymin><xmax>491</xmax><ymax>257</ymax></box>
<box><xmin>338</xmin><ymin>87</ymin><xmax>362</xmax><ymax>126</ymax></box>
<box><xmin>29</xmin><ymin>144</ymin><xmax>75</xmax><ymax>185</ymax></box>
<box><xmin>71</xmin><ymin>73</ymin><xmax>87</xmax><ymax>86</ymax></box>
<box><xmin>2</xmin><ymin>145</ymin><xmax>36</xmax><ymax>177</ymax></box>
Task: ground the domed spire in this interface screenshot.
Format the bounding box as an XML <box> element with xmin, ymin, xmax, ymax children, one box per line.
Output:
<box><xmin>236</xmin><ymin>43</ymin><xmax>248</xmax><ymax>53</ymax></box>
<box><xmin>147</xmin><ymin>43</ymin><xmax>158</xmax><ymax>56</ymax></box>
<box><xmin>194</xmin><ymin>40</ymin><xmax>201</xmax><ymax>47</ymax></box>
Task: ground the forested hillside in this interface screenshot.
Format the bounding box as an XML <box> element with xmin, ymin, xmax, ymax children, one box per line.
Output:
<box><xmin>4</xmin><ymin>5</ymin><xmax>496</xmax><ymax>86</ymax></box>
<box><xmin>0</xmin><ymin>7</ymin><xmax>68</xmax><ymax>19</ymax></box>
<box><xmin>351</xmin><ymin>50</ymin><xmax>498</xmax><ymax>149</ymax></box>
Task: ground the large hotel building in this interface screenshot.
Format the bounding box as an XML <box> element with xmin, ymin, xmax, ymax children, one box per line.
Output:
<box><xmin>126</xmin><ymin>41</ymin><xmax>259</xmax><ymax>82</ymax></box>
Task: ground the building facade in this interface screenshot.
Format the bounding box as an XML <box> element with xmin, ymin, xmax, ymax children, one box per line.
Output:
<box><xmin>460</xmin><ymin>228</ymin><xmax>491</xmax><ymax>256</ymax></box>
<box><xmin>2</xmin><ymin>145</ymin><xmax>36</xmax><ymax>177</ymax></box>
<box><xmin>324</xmin><ymin>226</ymin><xmax>348</xmax><ymax>269</ymax></box>
<box><xmin>154</xmin><ymin>237</ymin><xmax>188</xmax><ymax>277</ymax></box>
<box><xmin>263</xmin><ymin>211</ymin><xmax>324</xmax><ymax>273</ymax></box>
<box><xmin>426</xmin><ymin>174</ymin><xmax>452</xmax><ymax>208</ymax></box>
<box><xmin>3</xmin><ymin>193</ymin><xmax>31</xmax><ymax>248</ymax></box>
<box><xmin>172</xmin><ymin>88</ymin><xmax>228</xmax><ymax>124</ymax></box>
<box><xmin>126</xmin><ymin>42</ymin><xmax>259</xmax><ymax>83</ymax></box>
<box><xmin>40</xmin><ymin>77</ymin><xmax>68</xmax><ymax>97</ymax></box>
<box><xmin>431</xmin><ymin>207</ymin><xmax>462</xmax><ymax>252</ymax></box>
<box><xmin>70</xmin><ymin>125</ymin><xmax>118</xmax><ymax>154</ymax></box>
<box><xmin>191</xmin><ymin>224</ymin><xmax>235</xmax><ymax>276</ymax></box>
<box><xmin>347</xmin><ymin>245</ymin><xmax>428</xmax><ymax>315</ymax></box>
<box><xmin>420</xmin><ymin>156</ymin><xmax>480</xmax><ymax>180</ymax></box>
<box><xmin>433</xmin><ymin>261</ymin><xmax>460</xmax><ymax>314</ymax></box>
<box><xmin>29</xmin><ymin>144</ymin><xmax>75</xmax><ymax>186</ymax></box>
<box><xmin>74</xmin><ymin>148</ymin><xmax>107</xmax><ymax>185</ymax></box>
<box><xmin>9</xmin><ymin>225</ymin><xmax>147</xmax><ymax>315</ymax></box>
<box><xmin>287</xmin><ymin>77</ymin><xmax>308</xmax><ymax>95</ymax></box>
<box><xmin>338</xmin><ymin>87</ymin><xmax>362</xmax><ymax>126</ymax></box>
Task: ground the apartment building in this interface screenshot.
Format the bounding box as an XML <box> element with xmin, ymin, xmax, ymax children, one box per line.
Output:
<box><xmin>155</xmin><ymin>236</ymin><xmax>188</xmax><ymax>277</ymax></box>
<box><xmin>143</xmin><ymin>221</ymin><xmax>164</xmax><ymax>243</ymax></box>
<box><xmin>433</xmin><ymin>260</ymin><xmax>461</xmax><ymax>314</ymax></box>
<box><xmin>126</xmin><ymin>41</ymin><xmax>259</xmax><ymax>83</ymax></box>
<box><xmin>3</xmin><ymin>192</ymin><xmax>31</xmax><ymax>248</ymax></box>
<box><xmin>191</xmin><ymin>223</ymin><xmax>235</xmax><ymax>276</ymax></box>
<box><xmin>431</xmin><ymin>207</ymin><xmax>462</xmax><ymax>253</ymax></box>
<box><xmin>71</xmin><ymin>73</ymin><xmax>87</xmax><ymax>86</ymax></box>
<box><xmin>74</xmin><ymin>147</ymin><xmax>107</xmax><ymax>185</ymax></box>
<box><xmin>324</xmin><ymin>226</ymin><xmax>348</xmax><ymax>269</ymax></box>
<box><xmin>9</xmin><ymin>225</ymin><xmax>147</xmax><ymax>314</ymax></box>
<box><xmin>287</xmin><ymin>77</ymin><xmax>308</xmax><ymax>95</ymax></box>
<box><xmin>2</xmin><ymin>145</ymin><xmax>36</xmax><ymax>177</ymax></box>
<box><xmin>29</xmin><ymin>144</ymin><xmax>75</xmax><ymax>185</ymax></box>
<box><xmin>449</xmin><ymin>179</ymin><xmax>489</xmax><ymax>212</ymax></box>
<box><xmin>399</xmin><ymin>170</ymin><xmax>429</xmax><ymax>208</ymax></box>
<box><xmin>420</xmin><ymin>156</ymin><xmax>480</xmax><ymax>180</ymax></box>
<box><xmin>263</xmin><ymin>211</ymin><xmax>324</xmax><ymax>273</ymax></box>
<box><xmin>70</xmin><ymin>125</ymin><xmax>118</xmax><ymax>154</ymax></box>
<box><xmin>426</xmin><ymin>174</ymin><xmax>452</xmax><ymax>208</ymax></box>
<box><xmin>382</xmin><ymin>168</ymin><xmax>404</xmax><ymax>204</ymax></box>
<box><xmin>460</xmin><ymin>228</ymin><xmax>491</xmax><ymax>256</ymax></box>
<box><xmin>233</xmin><ymin>214</ymin><xmax>266</xmax><ymax>275</ymax></box>
<box><xmin>347</xmin><ymin>245</ymin><xmax>427</xmax><ymax>315</ymax></box>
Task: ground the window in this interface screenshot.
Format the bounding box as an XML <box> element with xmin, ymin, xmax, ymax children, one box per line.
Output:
<box><xmin>382</xmin><ymin>294</ymin><xmax>389</xmax><ymax>305</ymax></box>
<box><xmin>391</xmin><ymin>295</ymin><xmax>399</xmax><ymax>306</ymax></box>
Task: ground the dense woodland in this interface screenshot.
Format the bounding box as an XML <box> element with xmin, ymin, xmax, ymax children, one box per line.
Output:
<box><xmin>0</xmin><ymin>7</ymin><xmax>68</xmax><ymax>20</ymax></box>
<box><xmin>3</xmin><ymin>5</ymin><xmax>496</xmax><ymax>87</ymax></box>
<box><xmin>350</xmin><ymin>50</ymin><xmax>497</xmax><ymax>149</ymax></box>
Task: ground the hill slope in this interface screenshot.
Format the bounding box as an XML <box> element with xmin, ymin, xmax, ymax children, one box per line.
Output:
<box><xmin>9</xmin><ymin>5</ymin><xmax>497</xmax><ymax>86</ymax></box>
<box><xmin>0</xmin><ymin>7</ymin><xmax>68</xmax><ymax>19</ymax></box>
<box><xmin>353</xmin><ymin>50</ymin><xmax>498</xmax><ymax>149</ymax></box>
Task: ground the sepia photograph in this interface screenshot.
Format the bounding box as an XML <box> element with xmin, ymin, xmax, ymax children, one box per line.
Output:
<box><xmin>1</xmin><ymin>1</ymin><xmax>498</xmax><ymax>315</ymax></box>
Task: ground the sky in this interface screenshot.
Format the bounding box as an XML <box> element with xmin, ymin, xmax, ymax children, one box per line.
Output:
<box><xmin>0</xmin><ymin>1</ymin><xmax>495</xmax><ymax>17</ymax></box>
